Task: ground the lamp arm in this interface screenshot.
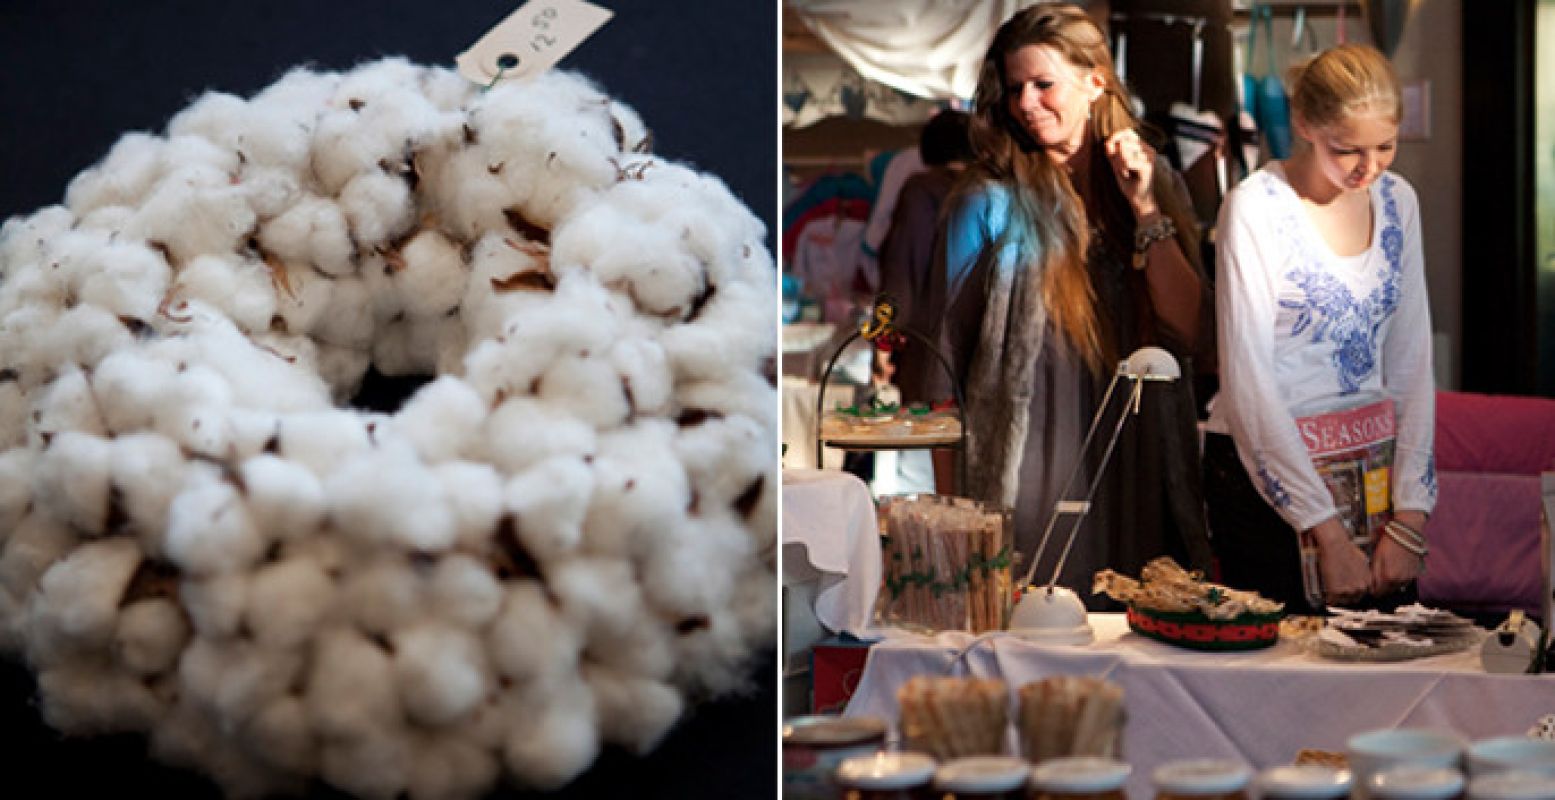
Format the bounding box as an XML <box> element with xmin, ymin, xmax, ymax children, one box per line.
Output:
<box><xmin>1045</xmin><ymin>377</ymin><xmax>1145</xmax><ymax>590</ymax></box>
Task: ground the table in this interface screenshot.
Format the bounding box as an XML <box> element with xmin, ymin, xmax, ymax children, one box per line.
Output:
<box><xmin>846</xmin><ymin>615</ymin><xmax>1552</xmax><ymax>799</ymax></box>
<box><xmin>782</xmin><ymin>469</ymin><xmax>883</xmax><ymax>646</ymax></box>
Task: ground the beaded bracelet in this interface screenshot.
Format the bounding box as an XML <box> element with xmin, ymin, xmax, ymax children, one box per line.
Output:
<box><xmin>1384</xmin><ymin>521</ymin><xmax>1429</xmax><ymax>557</ymax></box>
<box><xmin>1131</xmin><ymin>214</ymin><xmax>1177</xmax><ymax>270</ymax></box>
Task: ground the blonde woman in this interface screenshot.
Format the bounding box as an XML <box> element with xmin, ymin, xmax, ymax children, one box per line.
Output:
<box><xmin>932</xmin><ymin>4</ymin><xmax>1212</xmax><ymax>597</ymax></box>
<box><xmin>1206</xmin><ymin>44</ymin><xmax>1435</xmax><ymax>611</ymax></box>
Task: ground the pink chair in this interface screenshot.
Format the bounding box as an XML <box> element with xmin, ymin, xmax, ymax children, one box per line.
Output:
<box><xmin>1420</xmin><ymin>390</ymin><xmax>1555</xmax><ymax>617</ymax></box>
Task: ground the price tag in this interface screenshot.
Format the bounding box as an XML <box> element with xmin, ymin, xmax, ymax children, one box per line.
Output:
<box><xmin>456</xmin><ymin>0</ymin><xmax>613</xmax><ymax>86</ymax></box>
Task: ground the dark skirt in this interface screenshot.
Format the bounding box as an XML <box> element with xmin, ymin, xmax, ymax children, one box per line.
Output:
<box><xmin>1203</xmin><ymin>433</ymin><xmax>1416</xmax><ymax>614</ymax></box>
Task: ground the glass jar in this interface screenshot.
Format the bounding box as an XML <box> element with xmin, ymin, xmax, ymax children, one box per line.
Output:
<box><xmin>1258</xmin><ymin>765</ymin><xmax>1355</xmax><ymax>800</ymax></box>
<box><xmin>1467</xmin><ymin>770</ymin><xmax>1555</xmax><ymax>800</ymax></box>
<box><xmin>934</xmin><ymin>756</ymin><xmax>1031</xmax><ymax>799</ymax></box>
<box><xmin>1367</xmin><ymin>765</ymin><xmax>1466</xmax><ymax>800</ymax></box>
<box><xmin>836</xmin><ymin>751</ymin><xmax>939</xmax><ymax>800</ymax></box>
<box><xmin>1030</xmin><ymin>756</ymin><xmax>1132</xmax><ymax>800</ymax></box>
<box><xmin>783</xmin><ymin>715</ymin><xmax>889</xmax><ymax>800</ymax></box>
<box><xmin>1152</xmin><ymin>759</ymin><xmax>1253</xmax><ymax>800</ymax></box>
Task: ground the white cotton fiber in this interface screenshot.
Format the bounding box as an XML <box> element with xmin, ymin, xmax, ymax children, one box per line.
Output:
<box><xmin>638</xmin><ymin>513</ymin><xmax>752</xmax><ymax>620</ymax></box>
<box><xmin>240</xmin><ymin>453</ymin><xmax>326</xmax><ymax>541</ymax></box>
<box><xmin>27</xmin><ymin>536</ymin><xmax>142</xmax><ymax>663</ymax></box>
<box><xmin>169</xmin><ymin>90</ymin><xmax>312</xmax><ymax>174</ymax></box>
<box><xmin>92</xmin><ymin>347</ymin><xmax>178</xmax><ymax>434</ymax></box>
<box><xmin>0</xmin><ymin>385</ymin><xmax>24</xmax><ymax>451</ymax></box>
<box><xmin>487</xmin><ymin>580</ymin><xmax>581</xmax><ymax>684</ymax></box>
<box><xmin>312</xmin><ymin>274</ymin><xmax>375</xmax><ymax>349</ymax></box>
<box><xmin>321</xmin><ymin>731</ymin><xmax>412</xmax><ymax>800</ymax></box>
<box><xmin>503</xmin><ymin>457</ymin><xmax>594</xmax><ymax>563</ymax></box>
<box><xmin>537</xmin><ymin>354</ymin><xmax>630</xmax><ymax>429</ymax></box>
<box><xmin>180</xmin><ymin>571</ymin><xmax>249</xmax><ymax>639</ymax></box>
<box><xmin>479</xmin><ymin>398</ymin><xmax>597</xmax><ymax>475</ymax></box>
<box><xmin>64</xmin><ymin>133</ymin><xmax>167</xmax><ymax>216</ymax></box>
<box><xmin>313</xmin><ymin>343</ymin><xmax>372</xmax><ymax>404</ymax></box>
<box><xmin>271</xmin><ymin>259</ymin><xmax>337</xmax><ymax>334</ymax></box>
<box><xmin>241</xmin><ymin>165</ymin><xmax>305</xmax><ymax>220</ymax></box>
<box><xmin>433</xmin><ymin>461</ymin><xmax>503</xmax><ymax>550</ymax></box>
<box><xmin>34</xmin><ymin>365</ymin><xmax>106</xmax><ymax>439</ymax></box>
<box><xmin>339</xmin><ymin>170</ymin><xmax>415</xmax><ymax>249</ymax></box>
<box><xmin>37</xmin><ymin>662</ymin><xmax>164</xmax><ymax>736</ymax></box>
<box><xmin>460</xmin><ymin>231</ymin><xmax>552</xmax><ymax>339</ymax></box>
<box><xmin>501</xmin><ymin>675</ymin><xmax>599</xmax><ymax>790</ymax></box>
<box><xmin>242</xmin><ymin>695</ymin><xmax>318</xmax><ymax>775</ymax></box>
<box><xmin>278</xmin><ymin>409</ymin><xmax>372</xmax><ymax>477</ymax></box>
<box><xmin>34</xmin><ymin>430</ymin><xmax>113</xmax><ymax>535</ymax></box>
<box><xmin>391</xmin><ymin>624</ymin><xmax>487</xmax><ymax>726</ymax></box>
<box><xmin>0</xmin><ymin>204</ymin><xmax>73</xmax><ymax>275</ymax></box>
<box><xmin>175</xmin><ymin>254</ymin><xmax>276</xmax><ymax>334</ymax></box>
<box><xmin>259</xmin><ymin>195</ymin><xmax>356</xmax><ymax>277</ymax></box>
<box><xmin>0</xmin><ymin>511</ymin><xmax>78</xmax><ymax>605</ymax></box>
<box><xmin>391</xmin><ymin>376</ymin><xmax>486</xmax><ymax>464</ymax></box>
<box><xmin>584</xmin><ymin>664</ymin><xmax>683</xmax><ymax>754</ymax></box>
<box><xmin>425</xmin><ymin>553</ymin><xmax>503</xmax><ymax>628</ymax></box>
<box><xmin>547</xmin><ymin>557</ymin><xmax>646</xmax><ymax>654</ymax></box>
<box><xmin>53</xmin><ymin>303</ymin><xmax>135</xmax><ymax>373</ymax></box>
<box><xmin>326</xmin><ymin>443</ymin><xmax>454</xmax><ymax>552</ymax></box>
<box><xmin>610</xmin><ymin>338</ymin><xmax>672</xmax><ymax>417</ymax></box>
<box><xmin>164</xmin><ymin>466</ymin><xmax>265</xmax><ymax>576</ymax></box>
<box><xmin>342</xmin><ymin>556</ymin><xmax>424</xmax><ymax>636</ymax></box>
<box><xmin>420</xmin><ymin>144</ymin><xmax>520</xmax><ymax>242</ymax></box>
<box><xmin>553</xmin><ymin>204</ymin><xmax>706</xmax><ymax>319</ymax></box>
<box><xmin>128</xmin><ymin>165</ymin><xmax>256</xmax><ymax>265</ymax></box>
<box><xmin>180</xmin><ymin>635</ymin><xmax>303</xmax><ymax>727</ymax></box>
<box><xmin>675</xmin><ymin>414</ymin><xmax>771</xmax><ymax>514</ymax></box>
<box><xmin>406</xmin><ymin>734</ymin><xmax>500</xmax><ymax>800</ymax></box>
<box><xmin>659</xmin><ymin>279</ymin><xmax>775</xmax><ymax>382</ymax></box>
<box><xmin>76</xmin><ymin>239</ymin><xmax>171</xmax><ymax>323</ymax></box>
<box><xmin>109</xmin><ymin>432</ymin><xmax>189</xmax><ymax>555</ymax></box>
<box><xmin>581</xmin><ymin>420</ymin><xmax>689</xmax><ymax>557</ymax></box>
<box><xmin>394</xmin><ymin>229</ymin><xmax>466</xmax><ymax>319</ymax></box>
<box><xmin>677</xmin><ymin>372</ymin><xmax>779</xmax><ymax>431</ymax></box>
<box><xmin>115</xmin><ymin>597</ymin><xmax>190</xmax><ymax>675</ymax></box>
<box><xmin>244</xmin><ymin>556</ymin><xmax>335</xmax><ymax>649</ymax></box>
<box><xmin>307</xmin><ymin>626</ymin><xmax>402</xmax><ymax>740</ymax></box>
<box><xmin>76</xmin><ymin>204</ymin><xmax>136</xmax><ymax>237</ymax></box>
<box><xmin>0</xmin><ymin>448</ymin><xmax>34</xmax><ymax>537</ymax></box>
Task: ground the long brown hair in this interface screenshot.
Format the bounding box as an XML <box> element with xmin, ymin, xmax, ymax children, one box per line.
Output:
<box><xmin>965</xmin><ymin>3</ymin><xmax>1199</xmax><ymax>372</ymax></box>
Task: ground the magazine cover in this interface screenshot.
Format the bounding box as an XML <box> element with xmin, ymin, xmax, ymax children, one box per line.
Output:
<box><xmin>1294</xmin><ymin>399</ymin><xmax>1396</xmax><ymax>606</ymax></box>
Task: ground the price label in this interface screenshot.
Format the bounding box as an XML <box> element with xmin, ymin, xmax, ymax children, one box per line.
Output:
<box><xmin>456</xmin><ymin>0</ymin><xmax>613</xmax><ymax>86</ymax></box>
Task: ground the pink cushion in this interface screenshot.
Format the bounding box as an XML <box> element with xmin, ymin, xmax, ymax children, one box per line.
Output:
<box><xmin>1435</xmin><ymin>391</ymin><xmax>1555</xmax><ymax>474</ymax></box>
<box><xmin>1419</xmin><ymin>471</ymin><xmax>1543</xmax><ymax>614</ymax></box>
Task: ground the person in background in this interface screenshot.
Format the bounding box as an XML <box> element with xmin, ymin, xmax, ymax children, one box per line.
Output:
<box><xmin>1205</xmin><ymin>43</ymin><xmax>1434</xmax><ymax>612</ymax></box>
<box><xmin>879</xmin><ymin>108</ymin><xmax>973</xmax><ymax>406</ymax></box>
<box><xmin>932</xmin><ymin>4</ymin><xmax>1212</xmax><ymax>599</ymax></box>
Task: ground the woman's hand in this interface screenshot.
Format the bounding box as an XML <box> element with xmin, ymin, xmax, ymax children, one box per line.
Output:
<box><xmin>1103</xmin><ymin>129</ymin><xmax>1157</xmax><ymax>219</ymax></box>
<box><xmin>1371</xmin><ymin>510</ymin><xmax>1427</xmax><ymax>594</ymax></box>
<box><xmin>1309</xmin><ymin>517</ymin><xmax>1370</xmax><ymax>606</ymax></box>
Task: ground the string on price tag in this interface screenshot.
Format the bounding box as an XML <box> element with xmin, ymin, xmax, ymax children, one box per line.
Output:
<box><xmin>456</xmin><ymin>0</ymin><xmax>613</xmax><ymax>87</ymax></box>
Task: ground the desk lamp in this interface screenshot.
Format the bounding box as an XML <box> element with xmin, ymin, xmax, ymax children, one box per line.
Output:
<box><xmin>1007</xmin><ymin>347</ymin><xmax>1181</xmax><ymax>644</ymax></box>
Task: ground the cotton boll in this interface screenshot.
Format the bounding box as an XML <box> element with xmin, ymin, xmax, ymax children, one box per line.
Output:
<box><xmin>321</xmin><ymin>731</ymin><xmax>412</xmax><ymax>800</ymax></box>
<box><xmin>545</xmin><ymin>558</ymin><xmax>662</xmax><ymax>665</ymax></box>
<box><xmin>28</xmin><ymin>536</ymin><xmax>142</xmax><ymax>663</ymax></box>
<box><xmin>250</xmin><ymin>65</ymin><xmax>338</xmax><ymax>129</ymax></box>
<box><xmin>503</xmin><ymin>457</ymin><xmax>593</xmax><ymax>563</ymax></box>
<box><xmin>583</xmin><ymin>664</ymin><xmax>683</xmax><ymax>755</ymax></box>
<box><xmin>93</xmin><ymin>348</ymin><xmax>178</xmax><ymax>435</ymax></box>
<box><xmin>0</xmin><ymin>307</ymin><xmax>66</xmax><ymax>391</ymax></box>
<box><xmin>109</xmin><ymin>432</ymin><xmax>189</xmax><ymax>556</ymax></box>
<box><xmin>461</xmin><ymin>231</ymin><xmax>552</xmax><ymax>340</ymax></box>
<box><xmin>53</xmin><ymin>303</ymin><xmax>135</xmax><ymax>373</ymax></box>
<box><xmin>391</xmin><ymin>624</ymin><xmax>488</xmax><ymax>726</ymax></box>
<box><xmin>0</xmin><ymin>382</ymin><xmax>25</xmax><ymax>450</ymax></box>
<box><xmin>33</xmin><ymin>366</ymin><xmax>106</xmax><ymax>439</ymax></box>
<box><xmin>581</xmin><ymin>420</ymin><xmax>689</xmax><ymax>557</ymax></box>
<box><xmin>0</xmin><ymin>511</ymin><xmax>78</xmax><ymax>603</ymax></box>
<box><xmin>487</xmin><ymin>580</ymin><xmax>582</xmax><ymax>685</ymax></box>
<box><xmin>174</xmin><ymin>254</ymin><xmax>275</xmax><ymax>334</ymax></box>
<box><xmin>128</xmin><ymin>165</ymin><xmax>256</xmax><ymax>265</ymax></box>
<box><xmin>673</xmin><ymin>567</ymin><xmax>776</xmax><ymax>696</ymax></box>
<box><xmin>610</xmin><ymin>338</ymin><xmax>672</xmax><ymax>418</ymax></box>
<box><xmin>326</xmin><ymin>443</ymin><xmax>455</xmax><ymax>552</ymax></box>
<box><xmin>165</xmin><ymin>466</ymin><xmax>265</xmax><ymax>576</ymax></box>
<box><xmin>420</xmin><ymin>144</ymin><xmax>521</xmax><ymax>242</ymax></box>
<box><xmin>394</xmin><ymin>229</ymin><xmax>466</xmax><ymax>319</ymax></box>
<box><xmin>180</xmin><ymin>635</ymin><xmax>303</xmax><ymax>728</ymax></box>
<box><xmin>115</xmin><ymin>597</ymin><xmax>190</xmax><ymax>675</ymax></box>
<box><xmin>306</xmin><ymin>626</ymin><xmax>403</xmax><ymax>740</ymax></box>
<box><xmin>181</xmin><ymin>571</ymin><xmax>249</xmax><ymax>639</ymax></box>
<box><xmin>258</xmin><ymin>195</ymin><xmax>356</xmax><ymax>277</ymax></box>
<box><xmin>341</xmin><ymin>555</ymin><xmax>425</xmax><ymax>637</ymax></box>
<box><xmin>242</xmin><ymin>695</ymin><xmax>318</xmax><ymax>775</ymax></box>
<box><xmin>676</xmin><ymin>372</ymin><xmax>778</xmax><ymax>432</ymax></box>
<box><xmin>0</xmin><ymin>205</ymin><xmax>73</xmax><ymax>280</ymax></box>
<box><xmin>659</xmin><ymin>279</ymin><xmax>775</xmax><ymax>382</ymax></box>
<box><xmin>34</xmin><ymin>431</ymin><xmax>113</xmax><ymax>535</ymax></box>
<box><xmin>0</xmin><ymin>448</ymin><xmax>34</xmax><ymax>537</ymax></box>
<box><xmin>76</xmin><ymin>204</ymin><xmax>136</xmax><ymax>237</ymax></box>
<box><xmin>675</xmin><ymin>414</ymin><xmax>771</xmax><ymax>515</ymax></box>
<box><xmin>240</xmin><ymin>165</ymin><xmax>305</xmax><ymax>220</ymax></box>
<box><xmin>272</xmin><ymin>260</ymin><xmax>337</xmax><ymax>334</ymax></box>
<box><xmin>638</xmin><ymin>512</ymin><xmax>753</xmax><ymax>620</ymax></box>
<box><xmin>155</xmin><ymin>400</ymin><xmax>231</xmax><ymax>461</ymax></box>
<box><xmin>406</xmin><ymin>734</ymin><xmax>500</xmax><ymax>800</ymax></box>
<box><xmin>312</xmin><ymin>274</ymin><xmax>375</xmax><ymax>349</ymax></box>
<box><xmin>161</xmin><ymin>133</ymin><xmax>243</xmax><ymax>175</ymax></box>
<box><xmin>419</xmin><ymin>65</ymin><xmax>476</xmax><ymax>113</ymax></box>
<box><xmin>63</xmin><ymin>133</ymin><xmax>167</xmax><ymax>215</ymax></box>
<box><xmin>501</xmin><ymin>674</ymin><xmax>599</xmax><ymax>791</ymax></box>
<box><xmin>425</xmin><ymin>553</ymin><xmax>503</xmax><ymax>628</ymax></box>
<box><xmin>359</xmin><ymin>252</ymin><xmax>406</xmax><ymax>321</ymax></box>
<box><xmin>278</xmin><ymin>409</ymin><xmax>373</xmax><ymax>478</ymax></box>
<box><xmin>433</xmin><ymin>461</ymin><xmax>502</xmax><ymax>550</ymax></box>
<box><xmin>170</xmin><ymin>90</ymin><xmax>312</xmax><ymax>174</ymax></box>
<box><xmin>479</xmin><ymin>398</ymin><xmax>597</xmax><ymax>475</ymax></box>
<box><xmin>607</xmin><ymin>100</ymin><xmax>651</xmax><ymax>155</ymax></box>
<box><xmin>538</xmin><ymin>355</ymin><xmax>630</xmax><ymax>429</ymax></box>
<box><xmin>339</xmin><ymin>171</ymin><xmax>415</xmax><ymax>249</ymax></box>
<box><xmin>37</xmin><ymin>662</ymin><xmax>164</xmax><ymax>736</ymax></box>
<box><xmin>241</xmin><ymin>453</ymin><xmax>326</xmax><ymax>542</ymax></box>
<box><xmin>368</xmin><ymin>318</ymin><xmax>423</xmax><ymax>377</ymax></box>
<box><xmin>392</xmin><ymin>376</ymin><xmax>486</xmax><ymax>463</ymax></box>
<box><xmin>553</xmin><ymin>208</ymin><xmax>706</xmax><ymax>319</ymax></box>
<box><xmin>314</xmin><ymin>343</ymin><xmax>372</xmax><ymax>404</ymax></box>
<box><xmin>244</xmin><ymin>556</ymin><xmax>335</xmax><ymax>649</ymax></box>
<box><xmin>223</xmin><ymin>408</ymin><xmax>282</xmax><ymax>462</ymax></box>
<box><xmin>76</xmin><ymin>239</ymin><xmax>171</xmax><ymax>323</ymax></box>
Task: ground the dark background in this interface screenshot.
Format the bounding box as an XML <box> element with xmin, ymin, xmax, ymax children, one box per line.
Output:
<box><xmin>0</xmin><ymin>1</ymin><xmax>778</xmax><ymax>798</ymax></box>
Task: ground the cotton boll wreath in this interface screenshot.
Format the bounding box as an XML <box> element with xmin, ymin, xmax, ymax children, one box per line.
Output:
<box><xmin>0</xmin><ymin>58</ymin><xmax>777</xmax><ymax>799</ymax></box>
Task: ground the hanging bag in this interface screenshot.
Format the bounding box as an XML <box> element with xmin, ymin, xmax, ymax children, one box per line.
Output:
<box><xmin>1251</xmin><ymin>5</ymin><xmax>1293</xmax><ymax>159</ymax></box>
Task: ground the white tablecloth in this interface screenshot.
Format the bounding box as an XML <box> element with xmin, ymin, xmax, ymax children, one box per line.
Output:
<box><xmin>781</xmin><ymin>376</ymin><xmax>853</xmax><ymax>471</ymax></box>
<box><xmin>782</xmin><ymin>469</ymin><xmax>882</xmax><ymax>639</ymax></box>
<box><xmin>846</xmin><ymin>614</ymin><xmax>1553</xmax><ymax>799</ymax></box>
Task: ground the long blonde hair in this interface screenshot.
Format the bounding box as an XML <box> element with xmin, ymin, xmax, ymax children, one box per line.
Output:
<box><xmin>1290</xmin><ymin>43</ymin><xmax>1402</xmax><ymax>130</ymax></box>
<box><xmin>966</xmin><ymin>3</ymin><xmax>1198</xmax><ymax>372</ymax></box>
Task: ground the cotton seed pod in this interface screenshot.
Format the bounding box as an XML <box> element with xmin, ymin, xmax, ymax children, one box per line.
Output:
<box><xmin>27</xmin><ymin>536</ymin><xmax>142</xmax><ymax>664</ymax></box>
<box><xmin>115</xmin><ymin>597</ymin><xmax>190</xmax><ymax>676</ymax></box>
<box><xmin>258</xmin><ymin>195</ymin><xmax>356</xmax><ymax>278</ymax></box>
<box><xmin>391</xmin><ymin>623</ymin><xmax>488</xmax><ymax>727</ymax></box>
<box><xmin>502</xmin><ymin>456</ymin><xmax>594</xmax><ymax>564</ymax></box>
<box><xmin>583</xmin><ymin>663</ymin><xmax>683</xmax><ymax>755</ymax></box>
<box><xmin>164</xmin><ymin>467</ymin><xmax>265</xmax><ymax>577</ymax></box>
<box><xmin>0</xmin><ymin>511</ymin><xmax>79</xmax><ymax>608</ymax></box>
<box><xmin>390</xmin><ymin>375</ymin><xmax>486</xmax><ymax>464</ymax></box>
<box><xmin>37</xmin><ymin>661</ymin><xmax>165</xmax><ymax>736</ymax></box>
<box><xmin>487</xmin><ymin>580</ymin><xmax>582</xmax><ymax>685</ymax></box>
<box><xmin>341</xmin><ymin>555</ymin><xmax>425</xmax><ymax>637</ymax></box>
<box><xmin>244</xmin><ymin>555</ymin><xmax>335</xmax><ymax>649</ymax></box>
<box><xmin>34</xmin><ymin>430</ymin><xmax>114</xmax><ymax>536</ymax></box>
<box><xmin>501</xmin><ymin>673</ymin><xmax>600</xmax><ymax>791</ymax></box>
<box><xmin>306</xmin><ymin>626</ymin><xmax>402</xmax><ymax>740</ymax></box>
<box><xmin>425</xmin><ymin>553</ymin><xmax>503</xmax><ymax>629</ymax></box>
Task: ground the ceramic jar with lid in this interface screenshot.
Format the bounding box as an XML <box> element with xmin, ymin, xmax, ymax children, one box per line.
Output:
<box><xmin>1031</xmin><ymin>756</ymin><xmax>1132</xmax><ymax>800</ymax></box>
<box><xmin>933</xmin><ymin>756</ymin><xmax>1031</xmax><ymax>799</ymax></box>
<box><xmin>1367</xmin><ymin>765</ymin><xmax>1466</xmax><ymax>800</ymax></box>
<box><xmin>836</xmin><ymin>751</ymin><xmax>939</xmax><ymax>800</ymax></box>
<box><xmin>1153</xmin><ymin>759</ymin><xmax>1254</xmax><ymax>800</ymax></box>
<box><xmin>1258</xmin><ymin>765</ymin><xmax>1355</xmax><ymax>800</ymax></box>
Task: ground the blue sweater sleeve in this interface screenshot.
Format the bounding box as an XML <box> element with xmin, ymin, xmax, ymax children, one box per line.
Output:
<box><xmin>944</xmin><ymin>184</ymin><xmax>1010</xmax><ymax>299</ymax></box>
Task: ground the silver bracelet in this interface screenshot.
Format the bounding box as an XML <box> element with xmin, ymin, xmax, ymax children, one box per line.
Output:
<box><xmin>1384</xmin><ymin>525</ymin><xmax>1429</xmax><ymax>557</ymax></box>
<box><xmin>1385</xmin><ymin>519</ymin><xmax>1427</xmax><ymax>548</ymax></box>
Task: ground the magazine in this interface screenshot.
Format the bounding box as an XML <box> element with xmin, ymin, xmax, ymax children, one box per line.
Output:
<box><xmin>1294</xmin><ymin>398</ymin><xmax>1396</xmax><ymax>605</ymax></box>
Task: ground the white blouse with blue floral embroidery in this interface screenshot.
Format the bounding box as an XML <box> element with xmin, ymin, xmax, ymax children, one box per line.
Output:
<box><xmin>1206</xmin><ymin>162</ymin><xmax>1438</xmax><ymax>532</ymax></box>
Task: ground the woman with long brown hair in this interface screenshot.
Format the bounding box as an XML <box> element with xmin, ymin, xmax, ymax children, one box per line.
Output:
<box><xmin>932</xmin><ymin>4</ymin><xmax>1212</xmax><ymax>598</ymax></box>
